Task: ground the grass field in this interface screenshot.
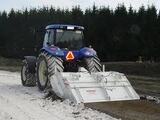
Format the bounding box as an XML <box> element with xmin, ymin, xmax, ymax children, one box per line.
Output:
<box><xmin>128</xmin><ymin>75</ymin><xmax>160</xmax><ymax>97</ymax></box>
<box><xmin>103</xmin><ymin>62</ymin><xmax>160</xmax><ymax>77</ymax></box>
<box><xmin>0</xmin><ymin>57</ymin><xmax>21</xmax><ymax>71</ymax></box>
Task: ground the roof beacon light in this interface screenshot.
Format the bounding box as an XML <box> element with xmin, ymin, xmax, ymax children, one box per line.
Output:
<box><xmin>66</xmin><ymin>51</ymin><xmax>75</xmax><ymax>60</ymax></box>
<box><xmin>67</xmin><ymin>26</ymin><xmax>74</xmax><ymax>30</ymax></box>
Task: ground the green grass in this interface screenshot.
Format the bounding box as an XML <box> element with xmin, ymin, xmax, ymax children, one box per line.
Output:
<box><xmin>0</xmin><ymin>56</ymin><xmax>21</xmax><ymax>66</ymax></box>
<box><xmin>103</xmin><ymin>62</ymin><xmax>160</xmax><ymax>77</ymax></box>
<box><xmin>128</xmin><ymin>76</ymin><xmax>160</xmax><ymax>97</ymax></box>
<box><xmin>0</xmin><ymin>56</ymin><xmax>21</xmax><ymax>72</ymax></box>
<box><xmin>0</xmin><ymin>66</ymin><xmax>21</xmax><ymax>72</ymax></box>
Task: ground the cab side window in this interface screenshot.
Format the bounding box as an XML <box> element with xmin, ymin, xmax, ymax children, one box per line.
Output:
<box><xmin>43</xmin><ymin>30</ymin><xmax>54</xmax><ymax>47</ymax></box>
<box><xmin>48</xmin><ymin>30</ymin><xmax>54</xmax><ymax>45</ymax></box>
<box><xmin>43</xmin><ymin>30</ymin><xmax>49</xmax><ymax>47</ymax></box>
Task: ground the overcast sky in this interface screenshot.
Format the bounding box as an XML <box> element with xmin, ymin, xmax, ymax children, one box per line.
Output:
<box><xmin>0</xmin><ymin>0</ymin><xmax>160</xmax><ymax>12</ymax></box>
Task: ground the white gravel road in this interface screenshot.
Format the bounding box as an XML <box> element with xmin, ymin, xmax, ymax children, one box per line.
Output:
<box><xmin>0</xmin><ymin>70</ymin><xmax>119</xmax><ymax>120</ymax></box>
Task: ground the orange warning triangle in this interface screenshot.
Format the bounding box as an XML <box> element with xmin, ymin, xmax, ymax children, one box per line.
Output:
<box><xmin>66</xmin><ymin>51</ymin><xmax>75</xmax><ymax>60</ymax></box>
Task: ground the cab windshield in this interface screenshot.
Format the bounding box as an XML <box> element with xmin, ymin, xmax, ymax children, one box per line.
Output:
<box><xmin>55</xmin><ymin>29</ymin><xmax>83</xmax><ymax>50</ymax></box>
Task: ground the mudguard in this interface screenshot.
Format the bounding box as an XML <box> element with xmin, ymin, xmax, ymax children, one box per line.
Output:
<box><xmin>24</xmin><ymin>56</ymin><xmax>37</xmax><ymax>73</ymax></box>
<box><xmin>41</xmin><ymin>47</ymin><xmax>64</xmax><ymax>57</ymax></box>
<box><xmin>79</xmin><ymin>47</ymin><xmax>97</xmax><ymax>57</ymax></box>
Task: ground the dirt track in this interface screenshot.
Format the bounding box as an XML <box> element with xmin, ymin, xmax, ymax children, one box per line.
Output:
<box><xmin>86</xmin><ymin>100</ymin><xmax>160</xmax><ymax>120</ymax></box>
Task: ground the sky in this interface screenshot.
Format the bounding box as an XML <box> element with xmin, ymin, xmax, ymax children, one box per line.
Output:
<box><xmin>0</xmin><ymin>0</ymin><xmax>160</xmax><ymax>12</ymax></box>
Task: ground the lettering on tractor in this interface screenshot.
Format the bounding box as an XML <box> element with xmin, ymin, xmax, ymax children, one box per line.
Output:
<box><xmin>21</xmin><ymin>24</ymin><xmax>139</xmax><ymax>104</ymax></box>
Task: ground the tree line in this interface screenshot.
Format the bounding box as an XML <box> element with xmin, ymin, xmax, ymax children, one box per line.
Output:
<box><xmin>0</xmin><ymin>5</ymin><xmax>160</xmax><ymax>61</ymax></box>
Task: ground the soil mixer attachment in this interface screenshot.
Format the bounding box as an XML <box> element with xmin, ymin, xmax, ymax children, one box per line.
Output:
<box><xmin>21</xmin><ymin>24</ymin><xmax>139</xmax><ymax>104</ymax></box>
<box><xmin>50</xmin><ymin>69</ymin><xmax>139</xmax><ymax>104</ymax></box>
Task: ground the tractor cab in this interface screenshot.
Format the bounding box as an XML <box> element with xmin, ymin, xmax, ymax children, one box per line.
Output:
<box><xmin>43</xmin><ymin>24</ymin><xmax>84</xmax><ymax>50</ymax></box>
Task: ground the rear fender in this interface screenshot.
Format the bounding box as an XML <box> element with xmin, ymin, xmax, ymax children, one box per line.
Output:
<box><xmin>24</xmin><ymin>56</ymin><xmax>37</xmax><ymax>73</ymax></box>
<box><xmin>41</xmin><ymin>47</ymin><xmax>64</xmax><ymax>57</ymax></box>
<box><xmin>80</xmin><ymin>47</ymin><xmax>97</xmax><ymax>58</ymax></box>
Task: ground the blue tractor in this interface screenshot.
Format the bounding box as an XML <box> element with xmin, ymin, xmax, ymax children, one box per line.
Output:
<box><xmin>21</xmin><ymin>24</ymin><xmax>140</xmax><ymax>103</ymax></box>
<box><xmin>21</xmin><ymin>24</ymin><xmax>102</xmax><ymax>91</ymax></box>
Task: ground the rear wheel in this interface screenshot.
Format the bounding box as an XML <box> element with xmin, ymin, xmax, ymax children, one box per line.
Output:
<box><xmin>21</xmin><ymin>60</ymin><xmax>36</xmax><ymax>86</ymax></box>
<box><xmin>36</xmin><ymin>52</ymin><xmax>64</xmax><ymax>91</ymax></box>
<box><xmin>84</xmin><ymin>56</ymin><xmax>102</xmax><ymax>72</ymax></box>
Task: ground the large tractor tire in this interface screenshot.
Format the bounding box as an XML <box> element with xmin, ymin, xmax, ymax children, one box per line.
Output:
<box><xmin>21</xmin><ymin>60</ymin><xmax>36</xmax><ymax>87</ymax></box>
<box><xmin>36</xmin><ymin>51</ymin><xmax>63</xmax><ymax>91</ymax></box>
<box><xmin>84</xmin><ymin>56</ymin><xmax>102</xmax><ymax>72</ymax></box>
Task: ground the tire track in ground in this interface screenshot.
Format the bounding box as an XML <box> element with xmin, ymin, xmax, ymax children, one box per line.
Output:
<box><xmin>0</xmin><ymin>72</ymin><xmax>62</xmax><ymax>120</ymax></box>
<box><xmin>0</xmin><ymin>95</ymin><xmax>34</xmax><ymax>120</ymax></box>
